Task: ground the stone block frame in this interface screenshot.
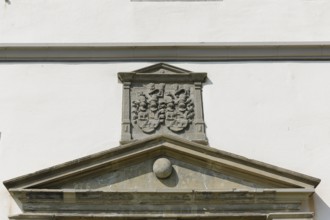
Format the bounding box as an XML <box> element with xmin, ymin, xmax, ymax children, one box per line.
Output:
<box><xmin>118</xmin><ymin>63</ymin><xmax>208</xmax><ymax>144</ymax></box>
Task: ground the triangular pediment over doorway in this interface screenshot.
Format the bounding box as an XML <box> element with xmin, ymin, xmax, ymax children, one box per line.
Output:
<box><xmin>4</xmin><ymin>135</ymin><xmax>320</xmax><ymax>220</ymax></box>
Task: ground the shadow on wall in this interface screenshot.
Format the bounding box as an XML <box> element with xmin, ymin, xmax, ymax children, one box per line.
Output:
<box><xmin>314</xmin><ymin>193</ymin><xmax>330</xmax><ymax>220</ymax></box>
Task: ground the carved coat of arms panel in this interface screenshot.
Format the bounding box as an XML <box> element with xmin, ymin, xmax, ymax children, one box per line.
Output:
<box><xmin>131</xmin><ymin>82</ymin><xmax>195</xmax><ymax>135</ymax></box>
<box><xmin>118</xmin><ymin>63</ymin><xmax>207</xmax><ymax>144</ymax></box>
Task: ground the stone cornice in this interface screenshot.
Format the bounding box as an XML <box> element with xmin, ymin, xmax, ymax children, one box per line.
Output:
<box><xmin>4</xmin><ymin>135</ymin><xmax>319</xmax><ymax>220</ymax></box>
<box><xmin>8</xmin><ymin>188</ymin><xmax>315</xmax><ymax>219</ymax></box>
<box><xmin>1</xmin><ymin>42</ymin><xmax>330</xmax><ymax>61</ymax></box>
<box><xmin>3</xmin><ymin>135</ymin><xmax>321</xmax><ymax>189</ymax></box>
<box><xmin>9</xmin><ymin>212</ymin><xmax>314</xmax><ymax>220</ymax></box>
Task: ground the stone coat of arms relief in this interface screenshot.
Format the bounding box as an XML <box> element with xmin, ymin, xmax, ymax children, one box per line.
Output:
<box><xmin>118</xmin><ymin>63</ymin><xmax>208</xmax><ymax>144</ymax></box>
<box><xmin>132</xmin><ymin>83</ymin><xmax>195</xmax><ymax>133</ymax></box>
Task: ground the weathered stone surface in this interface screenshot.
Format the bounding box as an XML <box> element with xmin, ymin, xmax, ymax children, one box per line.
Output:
<box><xmin>153</xmin><ymin>158</ymin><xmax>172</xmax><ymax>179</ymax></box>
<box><xmin>8</xmin><ymin>212</ymin><xmax>315</xmax><ymax>220</ymax></box>
<box><xmin>58</xmin><ymin>157</ymin><xmax>268</xmax><ymax>191</ymax></box>
<box><xmin>118</xmin><ymin>63</ymin><xmax>208</xmax><ymax>144</ymax></box>
<box><xmin>3</xmin><ymin>135</ymin><xmax>320</xmax><ymax>219</ymax></box>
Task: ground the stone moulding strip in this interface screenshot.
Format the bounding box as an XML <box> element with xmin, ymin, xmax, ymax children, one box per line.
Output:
<box><xmin>1</xmin><ymin>42</ymin><xmax>330</xmax><ymax>61</ymax></box>
<box><xmin>9</xmin><ymin>189</ymin><xmax>314</xmax><ymax>217</ymax></box>
<box><xmin>9</xmin><ymin>212</ymin><xmax>314</xmax><ymax>220</ymax></box>
<box><xmin>9</xmin><ymin>188</ymin><xmax>314</xmax><ymax>209</ymax></box>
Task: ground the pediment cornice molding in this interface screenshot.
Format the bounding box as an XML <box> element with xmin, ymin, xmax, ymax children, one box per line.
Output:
<box><xmin>3</xmin><ymin>135</ymin><xmax>320</xmax><ymax>220</ymax></box>
<box><xmin>4</xmin><ymin>135</ymin><xmax>320</xmax><ymax>189</ymax></box>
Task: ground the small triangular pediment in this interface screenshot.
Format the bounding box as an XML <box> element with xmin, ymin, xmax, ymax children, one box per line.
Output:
<box><xmin>4</xmin><ymin>135</ymin><xmax>320</xmax><ymax>190</ymax></box>
<box><xmin>134</xmin><ymin>63</ymin><xmax>191</xmax><ymax>74</ymax></box>
<box><xmin>118</xmin><ymin>63</ymin><xmax>207</xmax><ymax>83</ymax></box>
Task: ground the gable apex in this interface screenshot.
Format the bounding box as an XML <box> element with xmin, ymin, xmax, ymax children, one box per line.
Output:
<box><xmin>3</xmin><ymin>135</ymin><xmax>320</xmax><ymax>190</ymax></box>
<box><xmin>3</xmin><ymin>135</ymin><xmax>321</xmax><ymax>220</ymax></box>
<box><xmin>118</xmin><ymin>63</ymin><xmax>207</xmax><ymax>83</ymax></box>
<box><xmin>134</xmin><ymin>63</ymin><xmax>192</xmax><ymax>73</ymax></box>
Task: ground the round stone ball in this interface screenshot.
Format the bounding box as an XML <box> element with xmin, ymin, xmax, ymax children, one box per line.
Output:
<box><xmin>153</xmin><ymin>158</ymin><xmax>173</xmax><ymax>179</ymax></box>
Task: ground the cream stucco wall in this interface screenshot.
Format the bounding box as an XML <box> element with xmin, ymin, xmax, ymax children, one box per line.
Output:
<box><xmin>1</xmin><ymin>0</ymin><xmax>330</xmax><ymax>219</ymax></box>
<box><xmin>1</xmin><ymin>0</ymin><xmax>330</xmax><ymax>43</ymax></box>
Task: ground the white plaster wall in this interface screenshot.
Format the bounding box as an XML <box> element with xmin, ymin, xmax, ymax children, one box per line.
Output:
<box><xmin>1</xmin><ymin>0</ymin><xmax>330</xmax><ymax>219</ymax></box>
<box><xmin>0</xmin><ymin>62</ymin><xmax>330</xmax><ymax>220</ymax></box>
<box><xmin>1</xmin><ymin>0</ymin><xmax>330</xmax><ymax>42</ymax></box>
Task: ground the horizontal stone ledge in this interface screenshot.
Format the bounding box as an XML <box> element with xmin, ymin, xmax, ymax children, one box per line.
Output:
<box><xmin>11</xmin><ymin>189</ymin><xmax>313</xmax><ymax>210</ymax></box>
<box><xmin>1</xmin><ymin>42</ymin><xmax>330</xmax><ymax>61</ymax></box>
<box><xmin>9</xmin><ymin>188</ymin><xmax>315</xmax><ymax>194</ymax></box>
<box><xmin>9</xmin><ymin>212</ymin><xmax>314</xmax><ymax>220</ymax></box>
